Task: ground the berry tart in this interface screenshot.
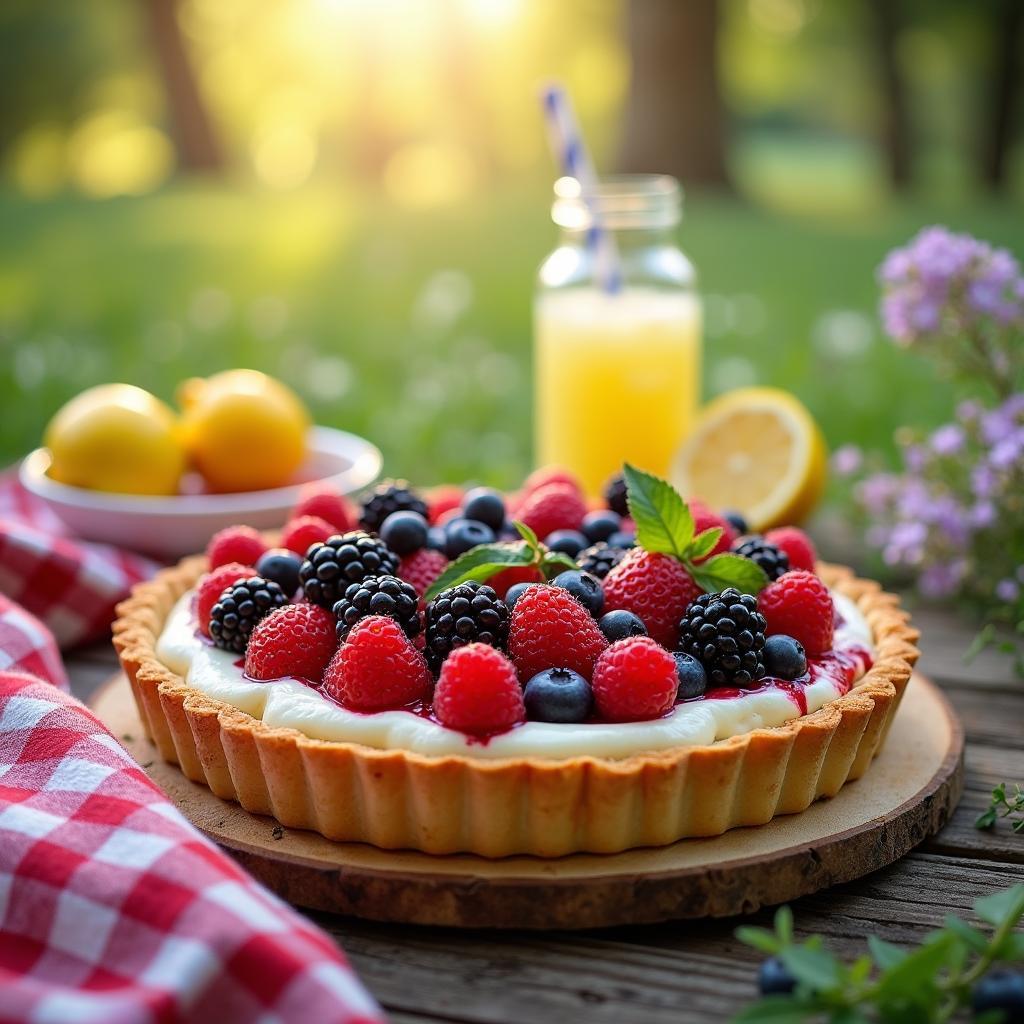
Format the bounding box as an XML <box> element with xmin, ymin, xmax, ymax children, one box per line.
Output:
<box><xmin>113</xmin><ymin>467</ymin><xmax>919</xmax><ymax>857</ymax></box>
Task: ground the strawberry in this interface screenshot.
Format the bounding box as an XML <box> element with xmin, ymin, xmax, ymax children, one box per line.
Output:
<box><xmin>426</xmin><ymin>485</ymin><xmax>464</xmax><ymax>525</ymax></box>
<box><xmin>516</xmin><ymin>484</ymin><xmax>587</xmax><ymax>539</ymax></box>
<box><xmin>433</xmin><ymin>644</ymin><xmax>525</xmax><ymax>735</ymax></box>
<box><xmin>322</xmin><ymin>616</ymin><xmax>432</xmax><ymax>711</ymax></box>
<box><xmin>689</xmin><ymin>501</ymin><xmax>737</xmax><ymax>562</ymax></box>
<box><xmin>206</xmin><ymin>526</ymin><xmax>266</xmax><ymax>569</ymax></box>
<box><xmin>196</xmin><ymin>562</ymin><xmax>253</xmax><ymax>637</ymax></box>
<box><xmin>592</xmin><ymin>637</ymin><xmax>678</xmax><ymax>722</ymax></box>
<box><xmin>280</xmin><ymin>515</ymin><xmax>336</xmax><ymax>557</ymax></box>
<box><xmin>398</xmin><ymin>548</ymin><xmax>449</xmax><ymax>603</ymax></box>
<box><xmin>244</xmin><ymin>604</ymin><xmax>337</xmax><ymax>684</ymax></box>
<box><xmin>602</xmin><ymin>549</ymin><xmax>702</xmax><ymax>648</ymax></box>
<box><xmin>293</xmin><ymin>487</ymin><xmax>356</xmax><ymax>533</ymax></box>
<box><xmin>758</xmin><ymin>570</ymin><xmax>834</xmax><ymax>656</ymax></box>
<box><xmin>508</xmin><ymin>585</ymin><xmax>607</xmax><ymax>682</ymax></box>
<box><xmin>523</xmin><ymin>466</ymin><xmax>583</xmax><ymax>496</ymax></box>
<box><xmin>765</xmin><ymin>527</ymin><xmax>817</xmax><ymax>574</ymax></box>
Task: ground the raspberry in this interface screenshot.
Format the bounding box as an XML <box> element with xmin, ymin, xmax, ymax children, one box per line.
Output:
<box><xmin>322</xmin><ymin>616</ymin><xmax>432</xmax><ymax>711</ymax></box>
<box><xmin>244</xmin><ymin>604</ymin><xmax>337</xmax><ymax>684</ymax></box>
<box><xmin>433</xmin><ymin>644</ymin><xmax>525</xmax><ymax>735</ymax></box>
<box><xmin>508</xmin><ymin>585</ymin><xmax>607</xmax><ymax>682</ymax></box>
<box><xmin>602</xmin><ymin>549</ymin><xmax>702</xmax><ymax>648</ymax></box>
<box><xmin>523</xmin><ymin>466</ymin><xmax>583</xmax><ymax>496</ymax></box>
<box><xmin>398</xmin><ymin>548</ymin><xmax>449</xmax><ymax>601</ymax></box>
<box><xmin>196</xmin><ymin>562</ymin><xmax>252</xmax><ymax>636</ymax></box>
<box><xmin>293</xmin><ymin>487</ymin><xmax>356</xmax><ymax>533</ymax></box>
<box><xmin>765</xmin><ymin>527</ymin><xmax>817</xmax><ymax>573</ymax></box>
<box><xmin>206</xmin><ymin>526</ymin><xmax>267</xmax><ymax>569</ymax></box>
<box><xmin>281</xmin><ymin>515</ymin><xmax>336</xmax><ymax>557</ymax></box>
<box><xmin>487</xmin><ymin>563</ymin><xmax>543</xmax><ymax>599</ymax></box>
<box><xmin>690</xmin><ymin>501</ymin><xmax>737</xmax><ymax>562</ymax></box>
<box><xmin>758</xmin><ymin>570</ymin><xmax>835</xmax><ymax>656</ymax></box>
<box><xmin>426</xmin><ymin>485</ymin><xmax>464</xmax><ymax>525</ymax></box>
<box><xmin>516</xmin><ymin>484</ymin><xmax>587</xmax><ymax>539</ymax></box>
<box><xmin>591</xmin><ymin>637</ymin><xmax>678</xmax><ymax>722</ymax></box>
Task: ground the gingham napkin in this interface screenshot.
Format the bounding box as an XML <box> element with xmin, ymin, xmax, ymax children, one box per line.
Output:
<box><xmin>0</xmin><ymin>473</ymin><xmax>160</xmax><ymax>650</ymax></box>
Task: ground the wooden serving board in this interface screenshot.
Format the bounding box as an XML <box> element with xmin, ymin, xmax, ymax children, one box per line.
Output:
<box><xmin>93</xmin><ymin>672</ymin><xmax>963</xmax><ymax>930</ymax></box>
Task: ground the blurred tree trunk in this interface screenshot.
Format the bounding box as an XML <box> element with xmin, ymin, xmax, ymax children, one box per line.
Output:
<box><xmin>982</xmin><ymin>0</ymin><xmax>1023</xmax><ymax>192</ymax></box>
<box><xmin>617</xmin><ymin>0</ymin><xmax>730</xmax><ymax>189</ymax></box>
<box><xmin>867</xmin><ymin>0</ymin><xmax>912</xmax><ymax>190</ymax></box>
<box><xmin>144</xmin><ymin>0</ymin><xmax>223</xmax><ymax>173</ymax></box>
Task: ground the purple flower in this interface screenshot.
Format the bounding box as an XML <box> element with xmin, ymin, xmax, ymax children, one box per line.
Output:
<box><xmin>929</xmin><ymin>423</ymin><xmax>965</xmax><ymax>456</ymax></box>
<box><xmin>832</xmin><ymin>444</ymin><xmax>863</xmax><ymax>477</ymax></box>
<box><xmin>971</xmin><ymin>462</ymin><xmax>998</xmax><ymax>499</ymax></box>
<box><xmin>919</xmin><ymin>560</ymin><xmax>966</xmax><ymax>599</ymax></box>
<box><xmin>996</xmin><ymin>578</ymin><xmax>1020</xmax><ymax>602</ymax></box>
<box><xmin>969</xmin><ymin>502</ymin><xmax>996</xmax><ymax>528</ymax></box>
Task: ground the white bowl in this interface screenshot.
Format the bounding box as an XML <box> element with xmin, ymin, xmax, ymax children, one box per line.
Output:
<box><xmin>19</xmin><ymin>426</ymin><xmax>382</xmax><ymax>559</ymax></box>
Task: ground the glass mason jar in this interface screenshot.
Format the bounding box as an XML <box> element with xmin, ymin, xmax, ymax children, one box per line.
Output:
<box><xmin>534</xmin><ymin>174</ymin><xmax>702</xmax><ymax>496</ymax></box>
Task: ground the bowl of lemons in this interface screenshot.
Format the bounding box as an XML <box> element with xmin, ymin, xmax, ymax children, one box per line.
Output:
<box><xmin>20</xmin><ymin>369</ymin><xmax>382</xmax><ymax>558</ymax></box>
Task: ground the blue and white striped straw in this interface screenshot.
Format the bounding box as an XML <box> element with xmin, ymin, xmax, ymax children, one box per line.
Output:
<box><xmin>541</xmin><ymin>83</ymin><xmax>623</xmax><ymax>295</ymax></box>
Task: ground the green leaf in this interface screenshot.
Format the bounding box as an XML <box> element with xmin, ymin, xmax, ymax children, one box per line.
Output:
<box><xmin>873</xmin><ymin>933</ymin><xmax>957</xmax><ymax>1002</ymax></box>
<box><xmin>779</xmin><ymin>946</ymin><xmax>843</xmax><ymax>992</ymax></box>
<box><xmin>513</xmin><ymin>520</ymin><xmax>541</xmax><ymax>555</ymax></box>
<box><xmin>774</xmin><ymin>905</ymin><xmax>794</xmax><ymax>945</ymax></box>
<box><xmin>975</xmin><ymin>806</ymin><xmax>998</xmax><ymax>830</ymax></box>
<box><xmin>993</xmin><ymin>932</ymin><xmax>1024</xmax><ymax>961</ymax></box>
<box><xmin>423</xmin><ymin>543</ymin><xmax>531</xmax><ymax>601</ymax></box>
<box><xmin>689</xmin><ymin>526</ymin><xmax>724</xmax><ymax>560</ymax></box>
<box><xmin>622</xmin><ymin>463</ymin><xmax>694</xmax><ymax>560</ymax></box>
<box><xmin>974</xmin><ymin>884</ymin><xmax>1024</xmax><ymax>928</ymax></box>
<box><xmin>736</xmin><ymin>926</ymin><xmax>782</xmax><ymax>955</ymax></box>
<box><xmin>540</xmin><ymin>550</ymin><xmax>579</xmax><ymax>579</ymax></box>
<box><xmin>867</xmin><ymin>936</ymin><xmax>906</xmax><ymax>970</ymax></box>
<box><xmin>943</xmin><ymin>914</ymin><xmax>989</xmax><ymax>954</ymax></box>
<box><xmin>847</xmin><ymin>955</ymin><xmax>873</xmax><ymax>986</ymax></box>
<box><xmin>733</xmin><ymin>997</ymin><xmax>810</xmax><ymax>1024</ymax></box>
<box><xmin>690</xmin><ymin>553</ymin><xmax>770</xmax><ymax>596</ymax></box>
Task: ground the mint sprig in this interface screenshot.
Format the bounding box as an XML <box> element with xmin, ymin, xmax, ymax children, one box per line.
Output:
<box><xmin>976</xmin><ymin>782</ymin><xmax>1024</xmax><ymax>835</ymax></box>
<box><xmin>735</xmin><ymin>884</ymin><xmax>1024</xmax><ymax>1022</ymax></box>
<box><xmin>623</xmin><ymin>463</ymin><xmax>769</xmax><ymax>596</ymax></box>
<box><xmin>422</xmin><ymin>520</ymin><xmax>575</xmax><ymax>601</ymax></box>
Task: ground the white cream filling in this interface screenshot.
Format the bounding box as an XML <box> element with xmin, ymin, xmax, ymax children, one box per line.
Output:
<box><xmin>156</xmin><ymin>588</ymin><xmax>873</xmax><ymax>761</ymax></box>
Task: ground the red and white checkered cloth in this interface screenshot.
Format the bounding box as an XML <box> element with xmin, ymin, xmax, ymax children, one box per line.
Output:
<box><xmin>0</xmin><ymin>474</ymin><xmax>160</xmax><ymax>650</ymax></box>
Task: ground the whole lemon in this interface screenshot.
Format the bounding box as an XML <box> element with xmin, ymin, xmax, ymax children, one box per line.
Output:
<box><xmin>45</xmin><ymin>384</ymin><xmax>186</xmax><ymax>496</ymax></box>
<box><xmin>178</xmin><ymin>369</ymin><xmax>310</xmax><ymax>493</ymax></box>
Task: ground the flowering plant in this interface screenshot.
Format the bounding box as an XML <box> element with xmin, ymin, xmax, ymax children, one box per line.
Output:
<box><xmin>838</xmin><ymin>227</ymin><xmax>1024</xmax><ymax>673</ymax></box>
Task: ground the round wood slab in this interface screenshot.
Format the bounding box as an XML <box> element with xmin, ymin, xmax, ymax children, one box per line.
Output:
<box><xmin>94</xmin><ymin>672</ymin><xmax>963</xmax><ymax>930</ymax></box>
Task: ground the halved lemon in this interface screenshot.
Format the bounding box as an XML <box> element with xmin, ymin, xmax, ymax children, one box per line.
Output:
<box><xmin>671</xmin><ymin>387</ymin><xmax>827</xmax><ymax>530</ymax></box>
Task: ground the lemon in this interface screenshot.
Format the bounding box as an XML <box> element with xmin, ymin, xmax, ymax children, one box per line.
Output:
<box><xmin>671</xmin><ymin>387</ymin><xmax>827</xmax><ymax>530</ymax></box>
<box><xmin>45</xmin><ymin>384</ymin><xmax>186</xmax><ymax>496</ymax></box>
<box><xmin>178</xmin><ymin>369</ymin><xmax>310</xmax><ymax>493</ymax></box>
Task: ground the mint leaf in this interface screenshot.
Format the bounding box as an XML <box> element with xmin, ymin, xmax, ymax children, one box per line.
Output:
<box><xmin>514</xmin><ymin>520</ymin><xmax>541</xmax><ymax>555</ymax></box>
<box><xmin>688</xmin><ymin>526</ymin><xmax>724</xmax><ymax>561</ymax></box>
<box><xmin>974</xmin><ymin>884</ymin><xmax>1024</xmax><ymax>928</ymax></box>
<box><xmin>779</xmin><ymin>946</ymin><xmax>843</xmax><ymax>992</ymax></box>
<box><xmin>424</xmin><ymin>543</ymin><xmax>532</xmax><ymax>601</ymax></box>
<box><xmin>623</xmin><ymin>463</ymin><xmax>694</xmax><ymax>560</ymax></box>
<box><xmin>867</xmin><ymin>935</ymin><xmax>906</xmax><ymax>970</ymax></box>
<box><xmin>733</xmin><ymin>999</ymin><xmax>809</xmax><ymax>1023</ymax></box>
<box><xmin>736</xmin><ymin>926</ymin><xmax>782</xmax><ymax>955</ymax></box>
<box><xmin>689</xmin><ymin>553</ymin><xmax>769</xmax><ymax>596</ymax></box>
<box><xmin>541</xmin><ymin>551</ymin><xmax>578</xmax><ymax>578</ymax></box>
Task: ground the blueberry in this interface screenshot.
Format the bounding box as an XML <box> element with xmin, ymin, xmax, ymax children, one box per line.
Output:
<box><xmin>380</xmin><ymin>510</ymin><xmax>428</xmax><ymax>556</ymax></box>
<box><xmin>607</xmin><ymin>530</ymin><xmax>636</xmax><ymax>549</ymax></box>
<box><xmin>758</xmin><ymin>957</ymin><xmax>797</xmax><ymax>996</ymax></box>
<box><xmin>498</xmin><ymin>520</ymin><xmax>521</xmax><ymax>541</ymax></box>
<box><xmin>598</xmin><ymin>609</ymin><xmax>647</xmax><ymax>643</ymax></box>
<box><xmin>462</xmin><ymin>487</ymin><xmax>506</xmax><ymax>531</ymax></box>
<box><xmin>426</xmin><ymin>526</ymin><xmax>448</xmax><ymax>552</ymax></box>
<box><xmin>552</xmin><ymin>570</ymin><xmax>604</xmax><ymax>616</ymax></box>
<box><xmin>504</xmin><ymin>582</ymin><xmax>535</xmax><ymax>611</ymax></box>
<box><xmin>544</xmin><ymin>530</ymin><xmax>589</xmax><ymax>557</ymax></box>
<box><xmin>581</xmin><ymin>509</ymin><xmax>622</xmax><ymax>544</ymax></box>
<box><xmin>972</xmin><ymin>969</ymin><xmax>1024</xmax><ymax>1019</ymax></box>
<box><xmin>764</xmin><ymin>635</ymin><xmax>808</xmax><ymax>680</ymax></box>
<box><xmin>673</xmin><ymin>652</ymin><xmax>707</xmax><ymax>699</ymax></box>
<box><xmin>445</xmin><ymin>518</ymin><xmax>495</xmax><ymax>558</ymax></box>
<box><xmin>523</xmin><ymin>667</ymin><xmax>593</xmax><ymax>723</ymax></box>
<box><xmin>255</xmin><ymin>549</ymin><xmax>302</xmax><ymax>597</ymax></box>
<box><xmin>723</xmin><ymin>509</ymin><xmax>749</xmax><ymax>534</ymax></box>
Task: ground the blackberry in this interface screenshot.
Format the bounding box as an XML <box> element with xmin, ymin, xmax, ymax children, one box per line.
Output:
<box><xmin>423</xmin><ymin>580</ymin><xmax>509</xmax><ymax>671</ymax></box>
<box><xmin>677</xmin><ymin>588</ymin><xmax>767</xmax><ymax>688</ymax></box>
<box><xmin>732</xmin><ymin>535</ymin><xmax>790</xmax><ymax>581</ymax></box>
<box><xmin>577</xmin><ymin>542</ymin><xmax>628</xmax><ymax>579</ymax></box>
<box><xmin>359</xmin><ymin>479</ymin><xmax>428</xmax><ymax>534</ymax></box>
<box><xmin>209</xmin><ymin>577</ymin><xmax>287</xmax><ymax>653</ymax></box>
<box><xmin>299</xmin><ymin>531</ymin><xmax>399</xmax><ymax>609</ymax></box>
<box><xmin>604</xmin><ymin>473</ymin><xmax>629</xmax><ymax>517</ymax></box>
<box><xmin>333</xmin><ymin>574</ymin><xmax>421</xmax><ymax>643</ymax></box>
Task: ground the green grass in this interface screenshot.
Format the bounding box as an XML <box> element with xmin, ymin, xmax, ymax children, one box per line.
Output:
<box><xmin>2</xmin><ymin>182</ymin><xmax>1022</xmax><ymax>498</ymax></box>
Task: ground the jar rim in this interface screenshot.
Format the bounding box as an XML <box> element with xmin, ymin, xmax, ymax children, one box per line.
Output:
<box><xmin>551</xmin><ymin>174</ymin><xmax>682</xmax><ymax>230</ymax></box>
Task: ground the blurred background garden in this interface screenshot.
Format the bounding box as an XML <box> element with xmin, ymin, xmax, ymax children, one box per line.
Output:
<box><xmin>1</xmin><ymin>0</ymin><xmax>1022</xmax><ymax>492</ymax></box>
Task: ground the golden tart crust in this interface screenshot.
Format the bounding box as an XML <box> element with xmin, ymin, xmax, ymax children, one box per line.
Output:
<box><xmin>113</xmin><ymin>558</ymin><xmax>919</xmax><ymax>857</ymax></box>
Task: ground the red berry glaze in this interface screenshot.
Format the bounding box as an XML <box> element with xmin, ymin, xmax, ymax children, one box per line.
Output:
<box><xmin>592</xmin><ymin>637</ymin><xmax>678</xmax><ymax>722</ymax></box>
<box><xmin>293</xmin><ymin>488</ymin><xmax>356</xmax><ymax>533</ymax></box>
<box><xmin>207</xmin><ymin>526</ymin><xmax>267</xmax><ymax>569</ymax></box>
<box><xmin>508</xmin><ymin>585</ymin><xmax>607</xmax><ymax>683</ymax></box>
<box><xmin>322</xmin><ymin>616</ymin><xmax>432</xmax><ymax>711</ymax></box>
<box><xmin>433</xmin><ymin>644</ymin><xmax>525</xmax><ymax>735</ymax></box>
<box><xmin>245</xmin><ymin>604</ymin><xmax>337</xmax><ymax>684</ymax></box>
<box><xmin>765</xmin><ymin>527</ymin><xmax>817</xmax><ymax>573</ymax></box>
<box><xmin>602</xmin><ymin>549</ymin><xmax>702</xmax><ymax>648</ymax></box>
<box><xmin>758</xmin><ymin>570</ymin><xmax>835</xmax><ymax>656</ymax></box>
<box><xmin>281</xmin><ymin>515</ymin><xmax>336</xmax><ymax>557</ymax></box>
<box><xmin>196</xmin><ymin>562</ymin><xmax>253</xmax><ymax>636</ymax></box>
<box><xmin>399</xmin><ymin>548</ymin><xmax>449</xmax><ymax>603</ymax></box>
<box><xmin>516</xmin><ymin>484</ymin><xmax>587</xmax><ymax>539</ymax></box>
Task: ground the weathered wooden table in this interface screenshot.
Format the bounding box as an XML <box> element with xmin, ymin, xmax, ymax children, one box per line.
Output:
<box><xmin>70</xmin><ymin>606</ymin><xmax>1022</xmax><ymax>1024</ymax></box>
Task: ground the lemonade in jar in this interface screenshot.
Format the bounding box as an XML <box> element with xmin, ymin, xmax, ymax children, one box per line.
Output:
<box><xmin>534</xmin><ymin>175</ymin><xmax>702</xmax><ymax>495</ymax></box>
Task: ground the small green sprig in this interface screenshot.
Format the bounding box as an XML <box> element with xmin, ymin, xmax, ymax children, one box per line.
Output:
<box><xmin>735</xmin><ymin>885</ymin><xmax>1024</xmax><ymax>1022</ymax></box>
<box><xmin>976</xmin><ymin>783</ymin><xmax>1024</xmax><ymax>835</ymax></box>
